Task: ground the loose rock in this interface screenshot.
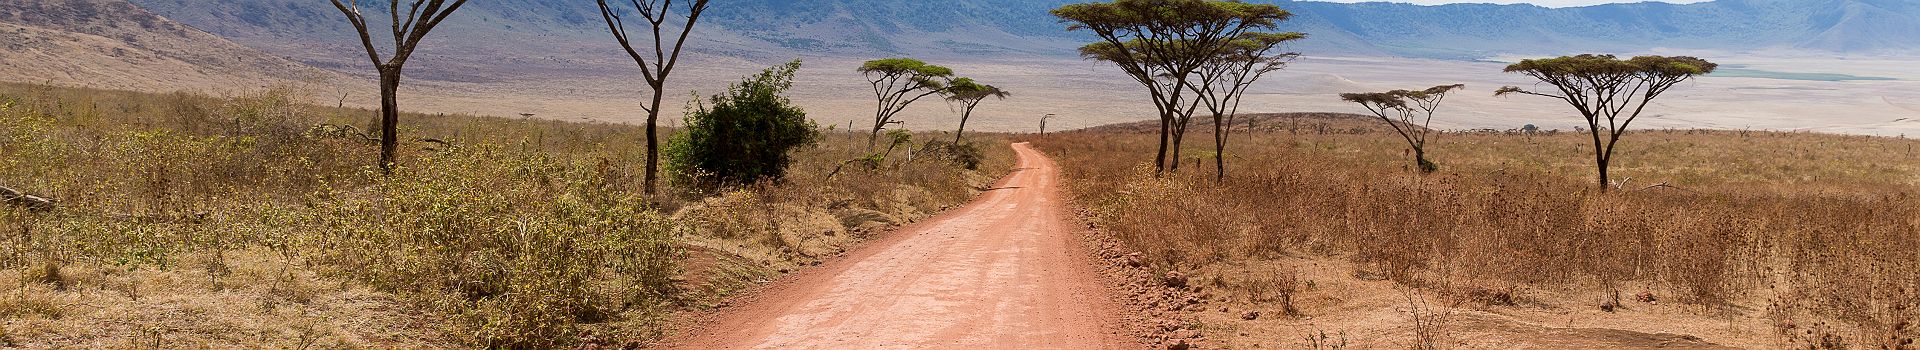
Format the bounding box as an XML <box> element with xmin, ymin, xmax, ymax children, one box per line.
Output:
<box><xmin>1163</xmin><ymin>271</ymin><xmax>1188</xmax><ymax>288</ymax></box>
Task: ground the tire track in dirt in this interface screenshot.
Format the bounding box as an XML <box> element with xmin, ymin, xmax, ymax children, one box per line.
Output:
<box><xmin>660</xmin><ymin>142</ymin><xmax>1131</xmax><ymax>349</ymax></box>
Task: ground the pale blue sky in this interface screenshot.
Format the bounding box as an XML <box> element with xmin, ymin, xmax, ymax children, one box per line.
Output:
<box><xmin>1315</xmin><ymin>0</ymin><xmax>1711</xmax><ymax>7</ymax></box>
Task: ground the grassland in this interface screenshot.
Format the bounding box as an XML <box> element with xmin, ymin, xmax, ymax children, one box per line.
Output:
<box><xmin>0</xmin><ymin>82</ymin><xmax>1013</xmax><ymax>348</ymax></box>
<box><xmin>1032</xmin><ymin>114</ymin><xmax>1920</xmax><ymax>349</ymax></box>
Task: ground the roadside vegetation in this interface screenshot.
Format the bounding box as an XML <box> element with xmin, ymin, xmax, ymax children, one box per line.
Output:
<box><xmin>0</xmin><ymin>81</ymin><xmax>1012</xmax><ymax>348</ymax></box>
<box><xmin>1032</xmin><ymin>115</ymin><xmax>1920</xmax><ymax>349</ymax></box>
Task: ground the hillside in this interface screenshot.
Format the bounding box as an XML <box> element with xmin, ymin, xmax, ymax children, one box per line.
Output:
<box><xmin>120</xmin><ymin>0</ymin><xmax>1091</xmax><ymax>83</ymax></box>
<box><xmin>1275</xmin><ymin>0</ymin><xmax>1920</xmax><ymax>58</ymax></box>
<box><xmin>0</xmin><ymin>0</ymin><xmax>338</xmax><ymax>92</ymax></box>
<box><xmin>116</xmin><ymin>0</ymin><xmax>1920</xmax><ymax>84</ymax></box>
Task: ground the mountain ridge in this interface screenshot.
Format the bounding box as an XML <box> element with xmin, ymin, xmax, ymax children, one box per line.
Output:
<box><xmin>108</xmin><ymin>0</ymin><xmax>1920</xmax><ymax>85</ymax></box>
<box><xmin>0</xmin><ymin>0</ymin><xmax>339</xmax><ymax>93</ymax></box>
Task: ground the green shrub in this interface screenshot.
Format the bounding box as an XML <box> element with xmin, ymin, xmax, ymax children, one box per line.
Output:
<box><xmin>666</xmin><ymin>60</ymin><xmax>819</xmax><ymax>188</ymax></box>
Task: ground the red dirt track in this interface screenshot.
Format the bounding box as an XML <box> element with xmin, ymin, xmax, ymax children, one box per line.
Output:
<box><xmin>662</xmin><ymin>143</ymin><xmax>1130</xmax><ymax>349</ymax></box>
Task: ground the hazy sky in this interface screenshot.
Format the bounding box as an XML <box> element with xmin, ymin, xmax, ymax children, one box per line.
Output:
<box><xmin>1315</xmin><ymin>0</ymin><xmax>1712</xmax><ymax>7</ymax></box>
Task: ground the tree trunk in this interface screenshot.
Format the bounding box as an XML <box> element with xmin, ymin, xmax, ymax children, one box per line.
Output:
<box><xmin>378</xmin><ymin>68</ymin><xmax>401</xmax><ymax>174</ymax></box>
<box><xmin>1597</xmin><ymin>156</ymin><xmax>1611</xmax><ymax>192</ymax></box>
<box><xmin>645</xmin><ymin>82</ymin><xmax>666</xmax><ymax>194</ymax></box>
<box><xmin>955</xmin><ymin>108</ymin><xmax>971</xmax><ymax>144</ymax></box>
<box><xmin>1155</xmin><ymin>115</ymin><xmax>1170</xmax><ymax>175</ymax></box>
<box><xmin>1214</xmin><ymin>114</ymin><xmax>1227</xmax><ymax>182</ymax></box>
<box><xmin>1414</xmin><ymin>147</ymin><xmax>1435</xmax><ymax>174</ymax></box>
<box><xmin>1169</xmin><ymin>124</ymin><xmax>1185</xmax><ymax>173</ymax></box>
<box><xmin>1593</xmin><ymin>142</ymin><xmax>1613</xmax><ymax>192</ymax></box>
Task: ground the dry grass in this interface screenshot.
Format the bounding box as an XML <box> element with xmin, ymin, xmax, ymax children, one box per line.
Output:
<box><xmin>0</xmin><ymin>82</ymin><xmax>1013</xmax><ymax>348</ymax></box>
<box><xmin>1031</xmin><ymin>115</ymin><xmax>1920</xmax><ymax>348</ymax></box>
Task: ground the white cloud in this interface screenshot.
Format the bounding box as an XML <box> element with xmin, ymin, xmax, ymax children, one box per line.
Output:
<box><xmin>1311</xmin><ymin>0</ymin><xmax>1712</xmax><ymax>8</ymax></box>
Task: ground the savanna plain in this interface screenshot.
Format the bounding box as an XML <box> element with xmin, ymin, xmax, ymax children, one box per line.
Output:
<box><xmin>0</xmin><ymin>82</ymin><xmax>1015</xmax><ymax>348</ymax></box>
<box><xmin>6</xmin><ymin>82</ymin><xmax>1920</xmax><ymax>349</ymax></box>
<box><xmin>1039</xmin><ymin>114</ymin><xmax>1920</xmax><ymax>349</ymax></box>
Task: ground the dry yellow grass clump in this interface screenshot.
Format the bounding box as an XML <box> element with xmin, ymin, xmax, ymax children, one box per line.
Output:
<box><xmin>1033</xmin><ymin>114</ymin><xmax>1919</xmax><ymax>349</ymax></box>
<box><xmin>0</xmin><ymin>82</ymin><xmax>1012</xmax><ymax>348</ymax></box>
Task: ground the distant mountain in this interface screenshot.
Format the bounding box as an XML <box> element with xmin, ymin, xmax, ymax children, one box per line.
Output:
<box><xmin>7</xmin><ymin>0</ymin><xmax>1912</xmax><ymax>100</ymax></box>
<box><xmin>0</xmin><ymin>0</ymin><xmax>335</xmax><ymax>92</ymax></box>
<box><xmin>120</xmin><ymin>0</ymin><xmax>1093</xmax><ymax>83</ymax></box>
<box><xmin>1274</xmin><ymin>0</ymin><xmax>1920</xmax><ymax>58</ymax></box>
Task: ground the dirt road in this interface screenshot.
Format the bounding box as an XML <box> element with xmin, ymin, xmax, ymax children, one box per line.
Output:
<box><xmin>663</xmin><ymin>143</ymin><xmax>1129</xmax><ymax>349</ymax></box>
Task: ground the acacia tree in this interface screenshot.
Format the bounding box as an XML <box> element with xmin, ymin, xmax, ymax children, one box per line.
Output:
<box><xmin>328</xmin><ymin>0</ymin><xmax>469</xmax><ymax>173</ymax></box>
<box><xmin>1341</xmin><ymin>84</ymin><xmax>1465</xmax><ymax>174</ymax></box>
<box><xmin>1191</xmin><ymin>31</ymin><xmax>1304</xmax><ymax>181</ymax></box>
<box><xmin>597</xmin><ymin>0</ymin><xmax>711</xmax><ymax>194</ymax></box>
<box><xmin>1496</xmin><ymin>54</ymin><xmax>1717</xmax><ymax>191</ymax></box>
<box><xmin>943</xmin><ymin>78</ymin><xmax>1010</xmax><ymax>144</ymax></box>
<box><xmin>858</xmin><ymin>58</ymin><xmax>954</xmax><ymax>149</ymax></box>
<box><xmin>1054</xmin><ymin>0</ymin><xmax>1290</xmax><ymax>175</ymax></box>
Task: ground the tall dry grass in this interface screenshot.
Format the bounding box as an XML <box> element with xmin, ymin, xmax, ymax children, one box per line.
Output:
<box><xmin>0</xmin><ymin>82</ymin><xmax>1012</xmax><ymax>348</ymax></box>
<box><xmin>1032</xmin><ymin>120</ymin><xmax>1920</xmax><ymax>348</ymax></box>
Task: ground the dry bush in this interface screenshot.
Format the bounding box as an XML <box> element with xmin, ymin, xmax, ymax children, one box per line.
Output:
<box><xmin>0</xmin><ymin>83</ymin><xmax>1013</xmax><ymax>348</ymax></box>
<box><xmin>1032</xmin><ymin>123</ymin><xmax>1920</xmax><ymax>347</ymax></box>
<box><xmin>1242</xmin><ymin>265</ymin><xmax>1302</xmax><ymax>316</ymax></box>
<box><xmin>1404</xmin><ymin>288</ymin><xmax>1453</xmax><ymax>350</ymax></box>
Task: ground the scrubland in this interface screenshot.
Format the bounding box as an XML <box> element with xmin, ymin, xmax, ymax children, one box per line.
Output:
<box><xmin>1034</xmin><ymin>114</ymin><xmax>1919</xmax><ymax>349</ymax></box>
<box><xmin>0</xmin><ymin>82</ymin><xmax>1011</xmax><ymax>348</ymax></box>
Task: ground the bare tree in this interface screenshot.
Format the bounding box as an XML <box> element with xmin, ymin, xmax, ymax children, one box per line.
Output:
<box><xmin>1190</xmin><ymin>32</ymin><xmax>1303</xmax><ymax>182</ymax></box>
<box><xmin>1342</xmin><ymin>84</ymin><xmax>1464</xmax><ymax>173</ymax></box>
<box><xmin>1</xmin><ymin>184</ymin><xmax>55</xmax><ymax>212</ymax></box>
<box><xmin>943</xmin><ymin>78</ymin><xmax>1009</xmax><ymax>144</ymax></box>
<box><xmin>1040</xmin><ymin>113</ymin><xmax>1056</xmax><ymax>136</ymax></box>
<box><xmin>1497</xmin><ymin>54</ymin><xmax>1717</xmax><ymax>191</ymax></box>
<box><xmin>328</xmin><ymin>0</ymin><xmax>468</xmax><ymax>173</ymax></box>
<box><xmin>597</xmin><ymin>0</ymin><xmax>711</xmax><ymax>194</ymax></box>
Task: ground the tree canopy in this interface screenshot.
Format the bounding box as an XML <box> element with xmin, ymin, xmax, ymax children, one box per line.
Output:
<box><xmin>945</xmin><ymin>78</ymin><xmax>1010</xmax><ymax>102</ymax></box>
<box><xmin>943</xmin><ymin>77</ymin><xmax>1011</xmax><ymax>144</ymax></box>
<box><xmin>1496</xmin><ymin>54</ymin><xmax>1717</xmax><ymax>190</ymax></box>
<box><xmin>858</xmin><ymin>57</ymin><xmax>956</xmax><ymax>148</ymax></box>
<box><xmin>1053</xmin><ymin>0</ymin><xmax>1293</xmax><ymax>175</ymax></box>
<box><xmin>1341</xmin><ymin>84</ymin><xmax>1464</xmax><ymax>173</ymax></box>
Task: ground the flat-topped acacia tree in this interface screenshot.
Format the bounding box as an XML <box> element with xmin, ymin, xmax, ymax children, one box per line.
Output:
<box><xmin>328</xmin><ymin>0</ymin><xmax>469</xmax><ymax>173</ymax></box>
<box><xmin>597</xmin><ymin>0</ymin><xmax>712</xmax><ymax>194</ymax></box>
<box><xmin>943</xmin><ymin>78</ymin><xmax>1010</xmax><ymax>144</ymax></box>
<box><xmin>1192</xmin><ymin>31</ymin><xmax>1304</xmax><ymax>181</ymax></box>
<box><xmin>1497</xmin><ymin>54</ymin><xmax>1717</xmax><ymax>191</ymax></box>
<box><xmin>1341</xmin><ymin>84</ymin><xmax>1465</xmax><ymax>174</ymax></box>
<box><xmin>1054</xmin><ymin>0</ymin><xmax>1290</xmax><ymax>175</ymax></box>
<box><xmin>859</xmin><ymin>58</ymin><xmax>954</xmax><ymax>149</ymax></box>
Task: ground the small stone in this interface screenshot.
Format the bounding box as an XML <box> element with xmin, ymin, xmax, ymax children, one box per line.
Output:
<box><xmin>1241</xmin><ymin>310</ymin><xmax>1261</xmax><ymax>320</ymax></box>
<box><xmin>1218</xmin><ymin>306</ymin><xmax>1230</xmax><ymax>313</ymax></box>
<box><xmin>1166</xmin><ymin>339</ymin><xmax>1191</xmax><ymax>350</ymax></box>
<box><xmin>1159</xmin><ymin>319</ymin><xmax>1185</xmax><ymax>331</ymax></box>
<box><xmin>1163</xmin><ymin>271</ymin><xmax>1189</xmax><ymax>288</ymax></box>
<box><xmin>1172</xmin><ymin>329</ymin><xmax>1201</xmax><ymax>339</ymax></box>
